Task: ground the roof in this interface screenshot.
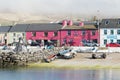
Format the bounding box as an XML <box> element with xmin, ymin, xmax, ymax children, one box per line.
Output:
<box><xmin>26</xmin><ymin>23</ymin><xmax>62</xmax><ymax>31</ymax></box>
<box><xmin>74</xmin><ymin>21</ymin><xmax>97</xmax><ymax>25</ymax></box>
<box><xmin>100</xmin><ymin>18</ymin><xmax>120</xmax><ymax>28</ymax></box>
<box><xmin>9</xmin><ymin>24</ymin><xmax>29</xmax><ymax>32</ymax></box>
<box><xmin>0</xmin><ymin>26</ymin><xmax>11</xmax><ymax>33</ymax></box>
<box><xmin>62</xmin><ymin>25</ymin><xmax>97</xmax><ymax>30</ymax></box>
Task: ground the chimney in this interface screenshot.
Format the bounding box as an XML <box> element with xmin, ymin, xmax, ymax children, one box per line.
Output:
<box><xmin>62</xmin><ymin>20</ymin><xmax>67</xmax><ymax>27</ymax></box>
<box><xmin>68</xmin><ymin>20</ymin><xmax>73</xmax><ymax>26</ymax></box>
<box><xmin>79</xmin><ymin>22</ymin><xmax>84</xmax><ymax>26</ymax></box>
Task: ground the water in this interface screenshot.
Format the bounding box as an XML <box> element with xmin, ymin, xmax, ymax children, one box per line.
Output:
<box><xmin>0</xmin><ymin>68</ymin><xmax>120</xmax><ymax>80</ymax></box>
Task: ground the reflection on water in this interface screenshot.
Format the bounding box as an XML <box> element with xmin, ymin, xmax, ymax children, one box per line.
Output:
<box><xmin>0</xmin><ymin>68</ymin><xmax>120</xmax><ymax>80</ymax></box>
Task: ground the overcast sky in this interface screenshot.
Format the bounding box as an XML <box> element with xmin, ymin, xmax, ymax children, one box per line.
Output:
<box><xmin>0</xmin><ymin>0</ymin><xmax>119</xmax><ymax>16</ymax></box>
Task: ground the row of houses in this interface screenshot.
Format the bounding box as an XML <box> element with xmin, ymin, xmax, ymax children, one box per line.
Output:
<box><xmin>0</xmin><ymin>18</ymin><xmax>120</xmax><ymax>47</ymax></box>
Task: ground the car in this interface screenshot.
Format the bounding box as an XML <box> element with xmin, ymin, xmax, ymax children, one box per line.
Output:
<box><xmin>57</xmin><ymin>48</ymin><xmax>76</xmax><ymax>59</ymax></box>
<box><xmin>106</xmin><ymin>43</ymin><xmax>120</xmax><ymax>47</ymax></box>
<box><xmin>30</xmin><ymin>41</ymin><xmax>40</xmax><ymax>46</ymax></box>
<box><xmin>92</xmin><ymin>53</ymin><xmax>107</xmax><ymax>59</ymax></box>
<box><xmin>83</xmin><ymin>42</ymin><xmax>99</xmax><ymax>47</ymax></box>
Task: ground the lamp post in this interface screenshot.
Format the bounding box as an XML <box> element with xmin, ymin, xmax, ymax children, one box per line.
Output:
<box><xmin>97</xmin><ymin>10</ymin><xmax>100</xmax><ymax>45</ymax></box>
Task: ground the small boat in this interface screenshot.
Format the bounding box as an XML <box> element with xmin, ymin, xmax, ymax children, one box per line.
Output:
<box><xmin>44</xmin><ymin>54</ymin><xmax>57</xmax><ymax>63</ymax></box>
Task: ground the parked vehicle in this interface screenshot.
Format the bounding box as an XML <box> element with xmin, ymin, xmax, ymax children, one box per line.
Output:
<box><xmin>31</xmin><ymin>41</ymin><xmax>40</xmax><ymax>46</ymax></box>
<box><xmin>83</xmin><ymin>42</ymin><xmax>99</xmax><ymax>47</ymax></box>
<box><xmin>92</xmin><ymin>53</ymin><xmax>106</xmax><ymax>59</ymax></box>
<box><xmin>57</xmin><ymin>48</ymin><xmax>76</xmax><ymax>59</ymax></box>
<box><xmin>106</xmin><ymin>43</ymin><xmax>120</xmax><ymax>47</ymax></box>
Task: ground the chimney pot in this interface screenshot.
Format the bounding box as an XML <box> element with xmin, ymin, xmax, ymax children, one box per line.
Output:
<box><xmin>62</xmin><ymin>20</ymin><xmax>67</xmax><ymax>27</ymax></box>
<box><xmin>68</xmin><ymin>20</ymin><xmax>73</xmax><ymax>26</ymax></box>
<box><xmin>79</xmin><ymin>22</ymin><xmax>84</xmax><ymax>26</ymax></box>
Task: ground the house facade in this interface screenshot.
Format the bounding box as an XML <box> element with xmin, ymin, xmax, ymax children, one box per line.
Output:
<box><xmin>26</xmin><ymin>23</ymin><xmax>62</xmax><ymax>46</ymax></box>
<box><xmin>26</xmin><ymin>21</ymin><xmax>99</xmax><ymax>46</ymax></box>
<box><xmin>7</xmin><ymin>24</ymin><xmax>29</xmax><ymax>44</ymax></box>
<box><xmin>60</xmin><ymin>21</ymin><xmax>99</xmax><ymax>46</ymax></box>
<box><xmin>0</xmin><ymin>26</ymin><xmax>11</xmax><ymax>45</ymax></box>
<box><xmin>100</xmin><ymin>19</ymin><xmax>120</xmax><ymax>47</ymax></box>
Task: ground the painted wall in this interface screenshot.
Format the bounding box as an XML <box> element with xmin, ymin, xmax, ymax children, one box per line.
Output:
<box><xmin>60</xmin><ymin>30</ymin><xmax>99</xmax><ymax>46</ymax></box>
<box><xmin>100</xmin><ymin>28</ymin><xmax>120</xmax><ymax>47</ymax></box>
<box><xmin>26</xmin><ymin>31</ymin><xmax>59</xmax><ymax>40</ymax></box>
<box><xmin>0</xmin><ymin>33</ymin><xmax>6</xmax><ymax>43</ymax></box>
<box><xmin>26</xmin><ymin>29</ymin><xmax>99</xmax><ymax>46</ymax></box>
<box><xmin>7</xmin><ymin>32</ymin><xmax>26</xmax><ymax>44</ymax></box>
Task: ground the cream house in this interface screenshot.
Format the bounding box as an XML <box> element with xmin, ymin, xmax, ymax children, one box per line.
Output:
<box><xmin>7</xmin><ymin>24</ymin><xmax>29</xmax><ymax>44</ymax></box>
<box><xmin>0</xmin><ymin>26</ymin><xmax>11</xmax><ymax>45</ymax></box>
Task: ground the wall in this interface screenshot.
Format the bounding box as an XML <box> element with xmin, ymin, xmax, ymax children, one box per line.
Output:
<box><xmin>7</xmin><ymin>32</ymin><xmax>26</xmax><ymax>44</ymax></box>
<box><xmin>26</xmin><ymin>29</ymin><xmax>98</xmax><ymax>46</ymax></box>
<box><xmin>60</xmin><ymin>30</ymin><xmax>99</xmax><ymax>46</ymax></box>
<box><xmin>0</xmin><ymin>33</ymin><xmax>6</xmax><ymax>43</ymax></box>
<box><xmin>100</xmin><ymin>28</ymin><xmax>120</xmax><ymax>47</ymax></box>
<box><xmin>26</xmin><ymin>31</ymin><xmax>59</xmax><ymax>40</ymax></box>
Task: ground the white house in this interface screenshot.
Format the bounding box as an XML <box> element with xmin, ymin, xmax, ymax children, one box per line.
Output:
<box><xmin>100</xmin><ymin>19</ymin><xmax>120</xmax><ymax>47</ymax></box>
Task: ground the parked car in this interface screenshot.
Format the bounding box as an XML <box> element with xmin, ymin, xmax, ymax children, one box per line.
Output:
<box><xmin>83</xmin><ymin>42</ymin><xmax>99</xmax><ymax>47</ymax></box>
<box><xmin>30</xmin><ymin>41</ymin><xmax>40</xmax><ymax>46</ymax></box>
<box><xmin>106</xmin><ymin>43</ymin><xmax>120</xmax><ymax>47</ymax></box>
<box><xmin>57</xmin><ymin>48</ymin><xmax>76</xmax><ymax>59</ymax></box>
<box><xmin>92</xmin><ymin>53</ymin><xmax>107</xmax><ymax>59</ymax></box>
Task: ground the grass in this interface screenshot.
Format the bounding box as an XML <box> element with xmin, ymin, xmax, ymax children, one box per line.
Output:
<box><xmin>27</xmin><ymin>62</ymin><xmax>120</xmax><ymax>69</ymax></box>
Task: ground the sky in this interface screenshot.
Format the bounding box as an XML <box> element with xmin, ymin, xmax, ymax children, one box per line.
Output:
<box><xmin>0</xmin><ymin>0</ymin><xmax>119</xmax><ymax>17</ymax></box>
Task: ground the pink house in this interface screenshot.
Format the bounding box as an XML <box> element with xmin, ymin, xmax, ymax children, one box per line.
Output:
<box><xmin>59</xmin><ymin>21</ymin><xmax>99</xmax><ymax>46</ymax></box>
<box><xmin>26</xmin><ymin>21</ymin><xmax>99</xmax><ymax>46</ymax></box>
<box><xmin>26</xmin><ymin>23</ymin><xmax>62</xmax><ymax>46</ymax></box>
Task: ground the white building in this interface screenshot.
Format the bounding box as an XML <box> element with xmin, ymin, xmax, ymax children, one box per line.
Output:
<box><xmin>100</xmin><ymin>19</ymin><xmax>120</xmax><ymax>47</ymax></box>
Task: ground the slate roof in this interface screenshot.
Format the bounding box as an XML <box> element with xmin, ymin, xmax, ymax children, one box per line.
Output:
<box><xmin>74</xmin><ymin>21</ymin><xmax>97</xmax><ymax>26</ymax></box>
<box><xmin>26</xmin><ymin>23</ymin><xmax>62</xmax><ymax>31</ymax></box>
<box><xmin>100</xmin><ymin>18</ymin><xmax>120</xmax><ymax>28</ymax></box>
<box><xmin>0</xmin><ymin>26</ymin><xmax>12</xmax><ymax>33</ymax></box>
<box><xmin>62</xmin><ymin>25</ymin><xmax>97</xmax><ymax>30</ymax></box>
<box><xmin>9</xmin><ymin>24</ymin><xmax>29</xmax><ymax>32</ymax></box>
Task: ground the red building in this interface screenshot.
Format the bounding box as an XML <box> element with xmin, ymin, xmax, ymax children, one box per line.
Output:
<box><xmin>59</xmin><ymin>20</ymin><xmax>99</xmax><ymax>46</ymax></box>
<box><xmin>26</xmin><ymin>21</ymin><xmax>99</xmax><ymax>46</ymax></box>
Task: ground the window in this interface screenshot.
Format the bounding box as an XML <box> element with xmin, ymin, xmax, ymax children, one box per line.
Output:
<box><xmin>13</xmin><ymin>33</ymin><xmax>16</xmax><ymax>37</ymax></box>
<box><xmin>82</xmin><ymin>31</ymin><xmax>85</xmax><ymax>35</ymax></box>
<box><xmin>117</xmin><ymin>40</ymin><xmax>120</xmax><ymax>44</ymax></box>
<box><xmin>67</xmin><ymin>30</ymin><xmax>71</xmax><ymax>36</ymax></box>
<box><xmin>54</xmin><ymin>32</ymin><xmax>58</xmax><ymax>36</ymax></box>
<box><xmin>44</xmin><ymin>32</ymin><xmax>48</xmax><ymax>37</ymax></box>
<box><xmin>92</xmin><ymin>31</ymin><xmax>96</xmax><ymax>36</ymax></box>
<box><xmin>63</xmin><ymin>38</ymin><xmax>67</xmax><ymax>44</ymax></box>
<box><xmin>5</xmin><ymin>33</ymin><xmax>7</xmax><ymax>37</ymax></box>
<box><xmin>32</xmin><ymin>32</ymin><xmax>36</xmax><ymax>37</ymax></box>
<box><xmin>105</xmin><ymin>21</ymin><xmax>109</xmax><ymax>25</ymax></box>
<box><xmin>104</xmin><ymin>39</ymin><xmax>107</xmax><ymax>45</ymax></box>
<box><xmin>118</xmin><ymin>20</ymin><xmax>120</xmax><ymax>24</ymax></box>
<box><xmin>22</xmin><ymin>33</ymin><xmax>25</xmax><ymax>36</ymax></box>
<box><xmin>117</xmin><ymin>30</ymin><xmax>120</xmax><ymax>35</ymax></box>
<box><xmin>13</xmin><ymin>38</ymin><xmax>15</xmax><ymax>42</ymax></box>
<box><xmin>104</xmin><ymin>30</ymin><xmax>107</xmax><ymax>35</ymax></box>
<box><xmin>74</xmin><ymin>31</ymin><xmax>78</xmax><ymax>36</ymax></box>
<box><xmin>110</xmin><ymin>30</ymin><xmax>114</xmax><ymax>35</ymax></box>
<box><xmin>110</xmin><ymin>39</ymin><xmax>113</xmax><ymax>43</ymax></box>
